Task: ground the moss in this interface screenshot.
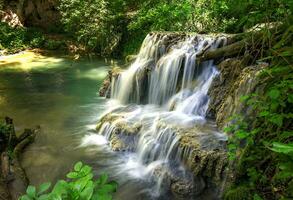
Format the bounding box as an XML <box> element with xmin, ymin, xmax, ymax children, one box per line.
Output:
<box><xmin>224</xmin><ymin>186</ymin><xmax>252</xmax><ymax>200</ymax></box>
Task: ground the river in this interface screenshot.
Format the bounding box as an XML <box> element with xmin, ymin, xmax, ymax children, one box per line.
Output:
<box><xmin>0</xmin><ymin>51</ymin><xmax>154</xmax><ymax>200</ymax></box>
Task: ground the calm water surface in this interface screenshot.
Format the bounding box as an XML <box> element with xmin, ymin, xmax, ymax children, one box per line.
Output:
<box><xmin>0</xmin><ymin>52</ymin><xmax>153</xmax><ymax>200</ymax></box>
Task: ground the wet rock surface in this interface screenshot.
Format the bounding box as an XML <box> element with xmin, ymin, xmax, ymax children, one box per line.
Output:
<box><xmin>99</xmin><ymin>67</ymin><xmax>122</xmax><ymax>98</ymax></box>
<box><xmin>207</xmin><ymin>58</ymin><xmax>266</xmax><ymax>128</ymax></box>
<box><xmin>96</xmin><ymin>113</ymin><xmax>227</xmax><ymax>198</ymax></box>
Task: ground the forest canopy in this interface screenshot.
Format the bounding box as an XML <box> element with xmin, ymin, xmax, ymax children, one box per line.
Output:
<box><xmin>57</xmin><ymin>0</ymin><xmax>292</xmax><ymax>56</ymax></box>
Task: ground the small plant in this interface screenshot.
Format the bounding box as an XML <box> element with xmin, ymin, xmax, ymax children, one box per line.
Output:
<box><xmin>19</xmin><ymin>162</ymin><xmax>118</xmax><ymax>200</ymax></box>
<box><xmin>20</xmin><ymin>183</ymin><xmax>51</xmax><ymax>200</ymax></box>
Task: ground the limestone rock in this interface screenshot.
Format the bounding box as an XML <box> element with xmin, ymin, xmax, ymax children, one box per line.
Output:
<box><xmin>3</xmin><ymin>0</ymin><xmax>60</xmax><ymax>30</ymax></box>
<box><xmin>99</xmin><ymin>67</ymin><xmax>122</xmax><ymax>98</ymax></box>
<box><xmin>207</xmin><ymin>58</ymin><xmax>265</xmax><ymax>129</ymax></box>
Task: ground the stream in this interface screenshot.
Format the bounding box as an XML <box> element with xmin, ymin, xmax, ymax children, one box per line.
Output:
<box><xmin>0</xmin><ymin>51</ymin><xmax>154</xmax><ymax>200</ymax></box>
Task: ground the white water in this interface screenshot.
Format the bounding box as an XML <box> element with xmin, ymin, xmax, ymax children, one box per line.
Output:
<box><xmin>84</xmin><ymin>33</ymin><xmax>228</xmax><ymax>198</ymax></box>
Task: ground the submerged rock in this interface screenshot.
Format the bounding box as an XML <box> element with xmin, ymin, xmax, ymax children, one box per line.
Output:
<box><xmin>96</xmin><ymin>113</ymin><xmax>141</xmax><ymax>151</ymax></box>
<box><xmin>171</xmin><ymin>178</ymin><xmax>206</xmax><ymax>199</ymax></box>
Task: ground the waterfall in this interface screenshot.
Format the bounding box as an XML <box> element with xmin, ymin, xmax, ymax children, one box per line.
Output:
<box><xmin>94</xmin><ymin>33</ymin><xmax>228</xmax><ymax>198</ymax></box>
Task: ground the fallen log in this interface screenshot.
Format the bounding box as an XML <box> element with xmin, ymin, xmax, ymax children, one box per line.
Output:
<box><xmin>198</xmin><ymin>24</ymin><xmax>284</xmax><ymax>62</ymax></box>
<box><xmin>199</xmin><ymin>39</ymin><xmax>248</xmax><ymax>62</ymax></box>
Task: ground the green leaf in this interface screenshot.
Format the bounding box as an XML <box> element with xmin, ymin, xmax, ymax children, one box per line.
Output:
<box><xmin>39</xmin><ymin>194</ymin><xmax>49</xmax><ymax>200</ymax></box>
<box><xmin>235</xmin><ymin>130</ymin><xmax>248</xmax><ymax>139</ymax></box>
<box><xmin>228</xmin><ymin>143</ymin><xmax>237</xmax><ymax>150</ymax></box>
<box><xmin>80</xmin><ymin>181</ymin><xmax>94</xmax><ymax>200</ymax></box>
<box><xmin>240</xmin><ymin>95</ymin><xmax>250</xmax><ymax>102</ymax></box>
<box><xmin>97</xmin><ymin>184</ymin><xmax>117</xmax><ymax>194</ymax></box>
<box><xmin>19</xmin><ymin>195</ymin><xmax>31</xmax><ymax>200</ymax></box>
<box><xmin>38</xmin><ymin>182</ymin><xmax>51</xmax><ymax>195</ymax></box>
<box><xmin>67</xmin><ymin>172</ymin><xmax>79</xmax><ymax>179</ymax></box>
<box><xmin>51</xmin><ymin>180</ymin><xmax>68</xmax><ymax>196</ymax></box>
<box><xmin>26</xmin><ymin>186</ymin><xmax>36</xmax><ymax>198</ymax></box>
<box><xmin>270</xmin><ymin>142</ymin><xmax>293</xmax><ymax>155</ymax></box>
<box><xmin>98</xmin><ymin>173</ymin><xmax>108</xmax><ymax>185</ymax></box>
<box><xmin>81</xmin><ymin>165</ymin><xmax>92</xmax><ymax>175</ymax></box>
<box><xmin>224</xmin><ymin>126</ymin><xmax>233</xmax><ymax>133</ymax></box>
<box><xmin>268</xmin><ymin>89</ymin><xmax>280</xmax><ymax>99</ymax></box>
<box><xmin>269</xmin><ymin>114</ymin><xmax>283</xmax><ymax>127</ymax></box>
<box><xmin>74</xmin><ymin>161</ymin><xmax>83</xmax><ymax>172</ymax></box>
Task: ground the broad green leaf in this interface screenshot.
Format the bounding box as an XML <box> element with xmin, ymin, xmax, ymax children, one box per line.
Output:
<box><xmin>81</xmin><ymin>165</ymin><xmax>92</xmax><ymax>175</ymax></box>
<box><xmin>74</xmin><ymin>161</ymin><xmax>83</xmax><ymax>172</ymax></box>
<box><xmin>26</xmin><ymin>186</ymin><xmax>36</xmax><ymax>198</ymax></box>
<box><xmin>38</xmin><ymin>182</ymin><xmax>51</xmax><ymax>195</ymax></box>
<box><xmin>39</xmin><ymin>194</ymin><xmax>49</xmax><ymax>200</ymax></box>
<box><xmin>80</xmin><ymin>181</ymin><xmax>94</xmax><ymax>200</ymax></box>
<box><xmin>51</xmin><ymin>180</ymin><xmax>68</xmax><ymax>195</ymax></box>
<box><xmin>98</xmin><ymin>174</ymin><xmax>108</xmax><ymax>185</ymax></box>
<box><xmin>67</xmin><ymin>172</ymin><xmax>79</xmax><ymax>179</ymax></box>
<box><xmin>268</xmin><ymin>89</ymin><xmax>280</xmax><ymax>99</ymax></box>
<box><xmin>97</xmin><ymin>184</ymin><xmax>117</xmax><ymax>194</ymax></box>
<box><xmin>270</xmin><ymin>142</ymin><xmax>293</xmax><ymax>154</ymax></box>
<box><xmin>19</xmin><ymin>195</ymin><xmax>31</xmax><ymax>200</ymax></box>
<box><xmin>72</xmin><ymin>177</ymin><xmax>89</xmax><ymax>192</ymax></box>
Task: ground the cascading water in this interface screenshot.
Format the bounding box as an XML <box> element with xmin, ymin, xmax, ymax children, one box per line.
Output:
<box><xmin>85</xmin><ymin>33</ymin><xmax>228</xmax><ymax>199</ymax></box>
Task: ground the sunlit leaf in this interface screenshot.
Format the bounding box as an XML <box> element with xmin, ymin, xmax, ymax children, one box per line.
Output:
<box><xmin>270</xmin><ymin>142</ymin><xmax>293</xmax><ymax>154</ymax></box>
<box><xmin>26</xmin><ymin>186</ymin><xmax>36</xmax><ymax>198</ymax></box>
<box><xmin>38</xmin><ymin>182</ymin><xmax>51</xmax><ymax>195</ymax></box>
<box><xmin>74</xmin><ymin>161</ymin><xmax>83</xmax><ymax>172</ymax></box>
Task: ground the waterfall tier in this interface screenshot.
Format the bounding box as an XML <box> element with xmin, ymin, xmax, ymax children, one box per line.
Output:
<box><xmin>96</xmin><ymin>32</ymin><xmax>229</xmax><ymax>199</ymax></box>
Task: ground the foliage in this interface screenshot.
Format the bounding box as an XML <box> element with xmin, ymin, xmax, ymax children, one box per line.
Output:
<box><xmin>224</xmin><ymin>26</ymin><xmax>293</xmax><ymax>199</ymax></box>
<box><xmin>58</xmin><ymin>0</ymin><xmax>126</xmax><ymax>55</ymax></box>
<box><xmin>126</xmin><ymin>0</ymin><xmax>291</xmax><ymax>55</ymax></box>
<box><xmin>129</xmin><ymin>0</ymin><xmax>292</xmax><ymax>33</ymax></box>
<box><xmin>44</xmin><ymin>39</ymin><xmax>66</xmax><ymax>50</ymax></box>
<box><xmin>0</xmin><ymin>22</ymin><xmax>45</xmax><ymax>54</ymax></box>
<box><xmin>19</xmin><ymin>162</ymin><xmax>118</xmax><ymax>200</ymax></box>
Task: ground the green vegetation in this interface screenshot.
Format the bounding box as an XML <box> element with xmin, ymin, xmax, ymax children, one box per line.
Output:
<box><xmin>1</xmin><ymin>0</ymin><xmax>291</xmax><ymax>56</ymax></box>
<box><xmin>224</xmin><ymin>26</ymin><xmax>293</xmax><ymax>199</ymax></box>
<box><xmin>0</xmin><ymin>22</ymin><xmax>45</xmax><ymax>54</ymax></box>
<box><xmin>56</xmin><ymin>0</ymin><xmax>292</xmax><ymax>56</ymax></box>
<box><xmin>20</xmin><ymin>162</ymin><xmax>118</xmax><ymax>200</ymax></box>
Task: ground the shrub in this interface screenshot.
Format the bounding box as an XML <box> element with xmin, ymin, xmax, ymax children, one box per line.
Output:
<box><xmin>20</xmin><ymin>161</ymin><xmax>118</xmax><ymax>200</ymax></box>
